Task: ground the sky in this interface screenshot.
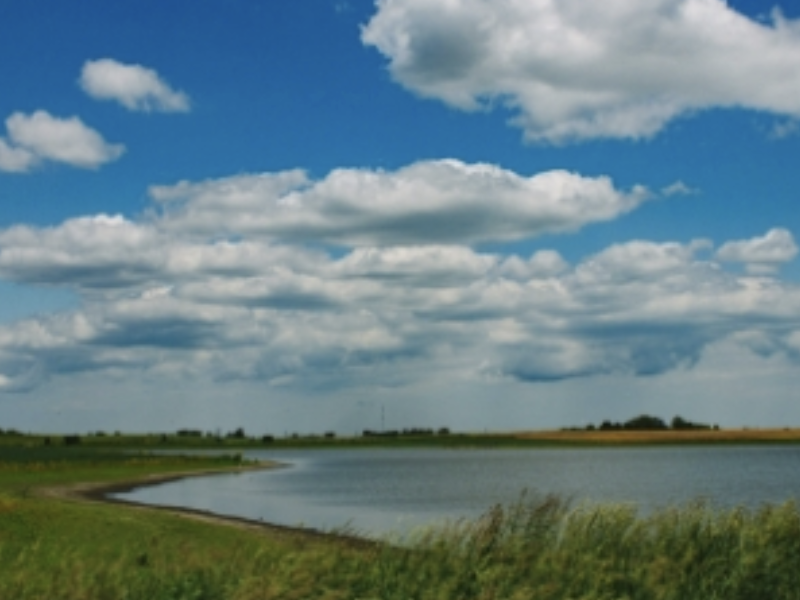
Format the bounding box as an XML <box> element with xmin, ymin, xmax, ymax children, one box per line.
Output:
<box><xmin>2</xmin><ymin>0</ymin><xmax>800</xmax><ymax>435</ymax></box>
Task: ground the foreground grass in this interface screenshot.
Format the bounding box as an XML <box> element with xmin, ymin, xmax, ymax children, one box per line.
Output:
<box><xmin>2</xmin><ymin>448</ymin><xmax>800</xmax><ymax>599</ymax></box>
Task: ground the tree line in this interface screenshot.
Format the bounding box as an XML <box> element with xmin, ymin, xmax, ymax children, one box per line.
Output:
<box><xmin>567</xmin><ymin>415</ymin><xmax>719</xmax><ymax>432</ymax></box>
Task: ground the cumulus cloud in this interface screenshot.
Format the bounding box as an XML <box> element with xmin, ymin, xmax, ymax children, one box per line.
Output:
<box><xmin>0</xmin><ymin>111</ymin><xmax>124</xmax><ymax>172</ymax></box>
<box><xmin>150</xmin><ymin>160</ymin><xmax>649</xmax><ymax>245</ymax></box>
<box><xmin>716</xmin><ymin>228</ymin><xmax>799</xmax><ymax>273</ymax></box>
<box><xmin>2</xmin><ymin>214</ymin><xmax>800</xmax><ymax>392</ymax></box>
<box><xmin>80</xmin><ymin>58</ymin><xmax>190</xmax><ymax>113</ymax></box>
<box><xmin>362</xmin><ymin>0</ymin><xmax>800</xmax><ymax>143</ymax></box>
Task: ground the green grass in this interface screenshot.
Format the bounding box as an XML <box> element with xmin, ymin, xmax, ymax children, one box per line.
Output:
<box><xmin>2</xmin><ymin>445</ymin><xmax>800</xmax><ymax>599</ymax></box>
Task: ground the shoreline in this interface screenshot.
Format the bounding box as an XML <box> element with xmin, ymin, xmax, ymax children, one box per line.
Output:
<box><xmin>37</xmin><ymin>460</ymin><xmax>378</xmax><ymax>549</ymax></box>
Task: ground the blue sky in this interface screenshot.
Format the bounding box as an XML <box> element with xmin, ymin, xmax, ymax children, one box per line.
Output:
<box><xmin>2</xmin><ymin>0</ymin><xmax>800</xmax><ymax>434</ymax></box>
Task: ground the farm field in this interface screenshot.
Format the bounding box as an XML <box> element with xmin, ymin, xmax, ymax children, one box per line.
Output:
<box><xmin>511</xmin><ymin>427</ymin><xmax>800</xmax><ymax>444</ymax></box>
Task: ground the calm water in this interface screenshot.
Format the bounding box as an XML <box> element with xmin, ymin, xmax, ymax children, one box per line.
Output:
<box><xmin>115</xmin><ymin>446</ymin><xmax>800</xmax><ymax>536</ymax></box>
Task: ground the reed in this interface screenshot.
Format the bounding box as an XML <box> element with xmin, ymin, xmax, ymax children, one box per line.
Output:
<box><xmin>4</xmin><ymin>487</ymin><xmax>800</xmax><ymax>598</ymax></box>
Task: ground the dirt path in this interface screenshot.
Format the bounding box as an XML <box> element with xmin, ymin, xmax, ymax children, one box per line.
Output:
<box><xmin>36</xmin><ymin>461</ymin><xmax>377</xmax><ymax>549</ymax></box>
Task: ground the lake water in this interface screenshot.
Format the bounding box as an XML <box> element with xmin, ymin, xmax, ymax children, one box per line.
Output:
<box><xmin>115</xmin><ymin>446</ymin><xmax>800</xmax><ymax>537</ymax></box>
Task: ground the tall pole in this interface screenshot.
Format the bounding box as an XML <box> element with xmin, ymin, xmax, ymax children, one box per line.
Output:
<box><xmin>381</xmin><ymin>404</ymin><xmax>385</xmax><ymax>432</ymax></box>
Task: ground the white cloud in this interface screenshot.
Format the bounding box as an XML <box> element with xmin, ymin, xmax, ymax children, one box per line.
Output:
<box><xmin>151</xmin><ymin>160</ymin><xmax>649</xmax><ymax>245</ymax></box>
<box><xmin>0</xmin><ymin>111</ymin><xmax>124</xmax><ymax>171</ymax></box>
<box><xmin>661</xmin><ymin>181</ymin><xmax>696</xmax><ymax>197</ymax></box>
<box><xmin>80</xmin><ymin>58</ymin><xmax>190</xmax><ymax>113</ymax></box>
<box><xmin>2</xmin><ymin>161</ymin><xmax>800</xmax><ymax>400</ymax></box>
<box><xmin>0</xmin><ymin>139</ymin><xmax>36</xmax><ymax>173</ymax></box>
<box><xmin>362</xmin><ymin>0</ymin><xmax>800</xmax><ymax>143</ymax></box>
<box><xmin>716</xmin><ymin>228</ymin><xmax>799</xmax><ymax>273</ymax></box>
<box><xmin>2</xmin><ymin>212</ymin><xmax>800</xmax><ymax>393</ymax></box>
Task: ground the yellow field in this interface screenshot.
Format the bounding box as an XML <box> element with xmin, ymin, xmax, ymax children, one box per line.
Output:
<box><xmin>511</xmin><ymin>428</ymin><xmax>800</xmax><ymax>444</ymax></box>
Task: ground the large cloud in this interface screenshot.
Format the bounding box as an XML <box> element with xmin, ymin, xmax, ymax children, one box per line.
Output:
<box><xmin>80</xmin><ymin>59</ymin><xmax>190</xmax><ymax>113</ymax></box>
<box><xmin>0</xmin><ymin>111</ymin><xmax>124</xmax><ymax>172</ymax></box>
<box><xmin>362</xmin><ymin>0</ymin><xmax>800</xmax><ymax>142</ymax></box>
<box><xmin>1</xmin><ymin>221</ymin><xmax>800</xmax><ymax>392</ymax></box>
<box><xmin>1</xmin><ymin>160</ymin><xmax>798</xmax><ymax>394</ymax></box>
<box><xmin>150</xmin><ymin>160</ymin><xmax>649</xmax><ymax>245</ymax></box>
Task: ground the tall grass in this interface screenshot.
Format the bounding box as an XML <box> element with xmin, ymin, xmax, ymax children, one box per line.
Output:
<box><xmin>3</xmin><ymin>489</ymin><xmax>800</xmax><ymax>599</ymax></box>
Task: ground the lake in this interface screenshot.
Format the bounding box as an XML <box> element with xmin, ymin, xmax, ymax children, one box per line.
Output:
<box><xmin>114</xmin><ymin>445</ymin><xmax>800</xmax><ymax>537</ymax></box>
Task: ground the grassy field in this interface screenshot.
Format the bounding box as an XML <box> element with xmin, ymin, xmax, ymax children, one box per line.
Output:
<box><xmin>4</xmin><ymin>426</ymin><xmax>800</xmax><ymax>452</ymax></box>
<box><xmin>3</xmin><ymin>443</ymin><xmax>800</xmax><ymax>598</ymax></box>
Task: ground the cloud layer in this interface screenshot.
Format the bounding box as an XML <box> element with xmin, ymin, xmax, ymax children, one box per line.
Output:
<box><xmin>0</xmin><ymin>111</ymin><xmax>124</xmax><ymax>172</ymax></box>
<box><xmin>363</xmin><ymin>0</ymin><xmax>800</xmax><ymax>142</ymax></box>
<box><xmin>80</xmin><ymin>59</ymin><xmax>190</xmax><ymax>113</ymax></box>
<box><xmin>0</xmin><ymin>161</ymin><xmax>798</xmax><ymax>393</ymax></box>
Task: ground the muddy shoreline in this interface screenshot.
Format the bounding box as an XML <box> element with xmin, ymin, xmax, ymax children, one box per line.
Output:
<box><xmin>38</xmin><ymin>461</ymin><xmax>378</xmax><ymax>549</ymax></box>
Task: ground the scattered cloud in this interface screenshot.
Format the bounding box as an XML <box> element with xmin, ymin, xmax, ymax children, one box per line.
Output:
<box><xmin>716</xmin><ymin>228</ymin><xmax>798</xmax><ymax>273</ymax></box>
<box><xmin>80</xmin><ymin>58</ymin><xmax>191</xmax><ymax>113</ymax></box>
<box><xmin>0</xmin><ymin>111</ymin><xmax>124</xmax><ymax>172</ymax></box>
<box><xmin>362</xmin><ymin>0</ymin><xmax>800</xmax><ymax>143</ymax></box>
<box><xmin>770</xmin><ymin>119</ymin><xmax>800</xmax><ymax>139</ymax></box>
<box><xmin>150</xmin><ymin>160</ymin><xmax>649</xmax><ymax>245</ymax></box>
<box><xmin>334</xmin><ymin>1</ymin><xmax>352</xmax><ymax>13</ymax></box>
<box><xmin>661</xmin><ymin>181</ymin><xmax>696</xmax><ymax>197</ymax></box>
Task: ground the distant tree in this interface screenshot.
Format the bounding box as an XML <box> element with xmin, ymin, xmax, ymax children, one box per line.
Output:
<box><xmin>227</xmin><ymin>427</ymin><xmax>246</xmax><ymax>439</ymax></box>
<box><xmin>63</xmin><ymin>435</ymin><xmax>81</xmax><ymax>446</ymax></box>
<box><xmin>624</xmin><ymin>415</ymin><xmax>668</xmax><ymax>431</ymax></box>
<box><xmin>261</xmin><ymin>435</ymin><xmax>274</xmax><ymax>443</ymax></box>
<box><xmin>671</xmin><ymin>416</ymin><xmax>712</xmax><ymax>430</ymax></box>
<box><xmin>324</xmin><ymin>431</ymin><xmax>336</xmax><ymax>439</ymax></box>
<box><xmin>437</xmin><ymin>427</ymin><xmax>451</xmax><ymax>436</ymax></box>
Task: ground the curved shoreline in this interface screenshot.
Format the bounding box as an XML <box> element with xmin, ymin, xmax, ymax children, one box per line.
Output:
<box><xmin>37</xmin><ymin>461</ymin><xmax>378</xmax><ymax>549</ymax></box>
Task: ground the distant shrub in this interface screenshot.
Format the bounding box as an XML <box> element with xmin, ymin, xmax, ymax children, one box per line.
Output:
<box><xmin>363</xmin><ymin>429</ymin><xmax>399</xmax><ymax>438</ymax></box>
<box><xmin>63</xmin><ymin>435</ymin><xmax>81</xmax><ymax>446</ymax></box>
<box><xmin>261</xmin><ymin>435</ymin><xmax>274</xmax><ymax>443</ymax></box>
<box><xmin>176</xmin><ymin>429</ymin><xmax>203</xmax><ymax>437</ymax></box>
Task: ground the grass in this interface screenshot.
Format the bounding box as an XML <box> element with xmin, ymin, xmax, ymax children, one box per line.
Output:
<box><xmin>2</xmin><ymin>445</ymin><xmax>800</xmax><ymax>598</ymax></box>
